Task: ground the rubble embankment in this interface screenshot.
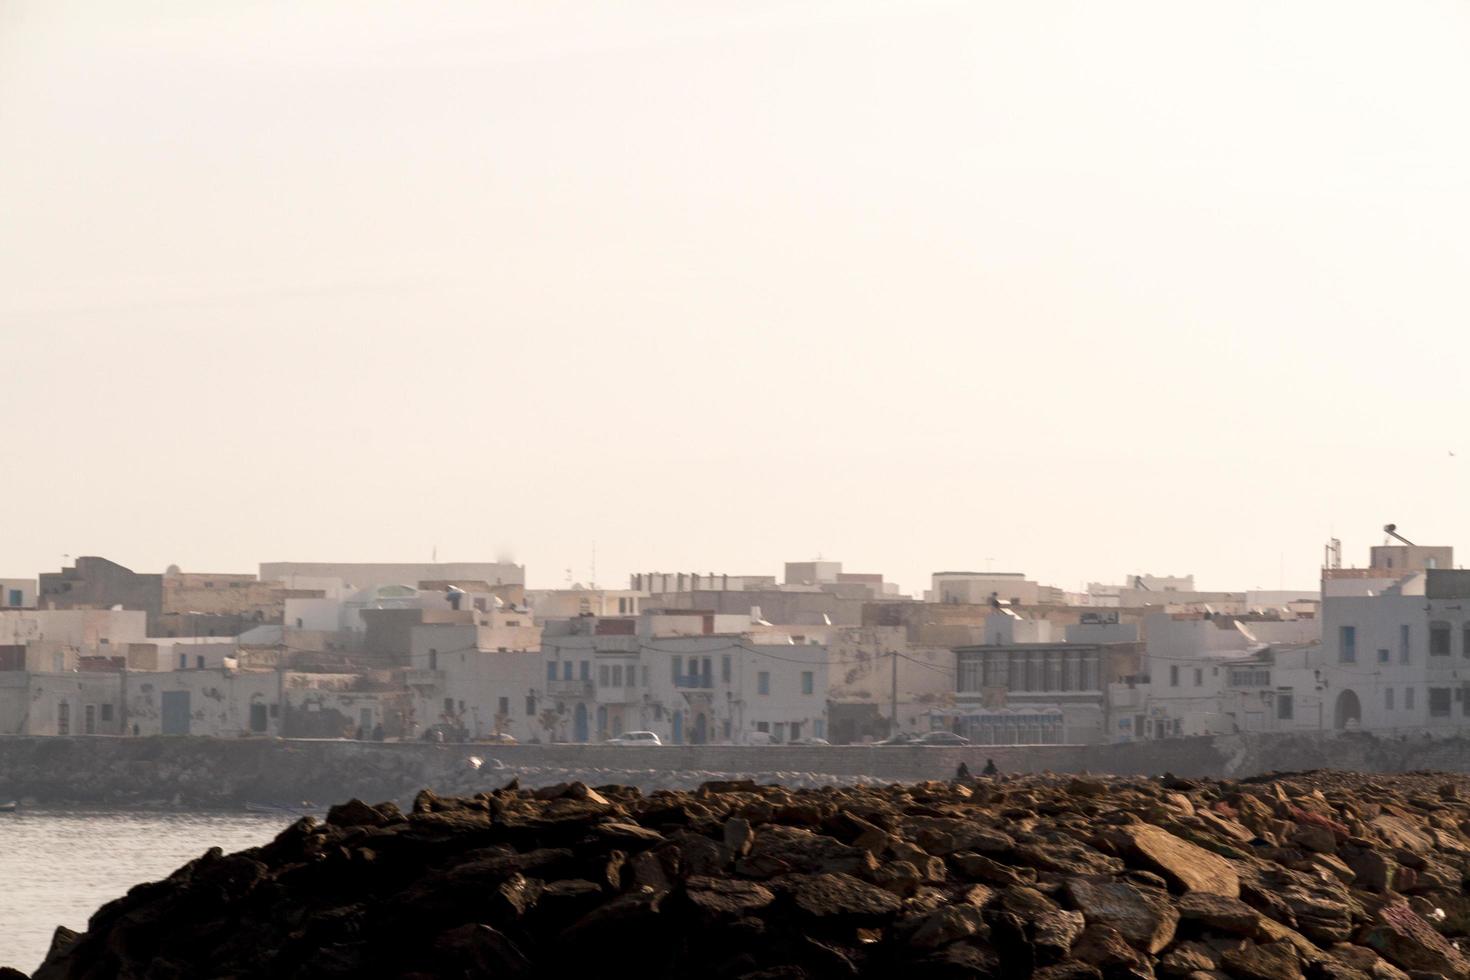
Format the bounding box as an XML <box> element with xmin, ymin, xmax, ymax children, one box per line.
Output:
<box><xmin>17</xmin><ymin>770</ymin><xmax>1470</xmax><ymax>979</ymax></box>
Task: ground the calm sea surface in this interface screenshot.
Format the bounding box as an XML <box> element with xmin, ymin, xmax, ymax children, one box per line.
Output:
<box><xmin>0</xmin><ymin>809</ymin><xmax>294</xmax><ymax>973</ymax></box>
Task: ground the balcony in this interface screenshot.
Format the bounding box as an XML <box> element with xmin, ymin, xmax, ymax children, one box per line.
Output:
<box><xmin>547</xmin><ymin>678</ymin><xmax>594</xmax><ymax>699</ymax></box>
<box><xmin>674</xmin><ymin>675</ymin><xmax>713</xmax><ymax>690</ymax></box>
<box><xmin>405</xmin><ymin>668</ymin><xmax>443</xmax><ymax>689</ymax></box>
<box><xmin>597</xmin><ymin>685</ymin><xmax>643</xmax><ymax>704</ymax></box>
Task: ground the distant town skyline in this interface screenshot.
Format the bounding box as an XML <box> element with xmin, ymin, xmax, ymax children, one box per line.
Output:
<box><xmin>0</xmin><ymin>531</ymin><xmax>1431</xmax><ymax>598</ymax></box>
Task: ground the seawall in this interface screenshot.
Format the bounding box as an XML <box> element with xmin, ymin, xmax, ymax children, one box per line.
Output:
<box><xmin>2</xmin><ymin>731</ymin><xmax>1468</xmax><ymax>807</ymax></box>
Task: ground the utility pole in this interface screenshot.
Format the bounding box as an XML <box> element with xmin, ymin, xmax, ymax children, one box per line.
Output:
<box><xmin>889</xmin><ymin>650</ymin><xmax>898</xmax><ymax>736</ymax></box>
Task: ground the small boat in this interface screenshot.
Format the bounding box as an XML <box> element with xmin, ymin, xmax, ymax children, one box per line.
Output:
<box><xmin>0</xmin><ymin>801</ymin><xmax>17</xmax><ymax>813</ymax></box>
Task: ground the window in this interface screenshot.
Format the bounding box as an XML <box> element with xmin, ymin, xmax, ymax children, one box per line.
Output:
<box><xmin>525</xmin><ymin>696</ymin><xmax>536</xmax><ymax>716</ymax></box>
<box><xmin>599</xmin><ymin>665</ymin><xmax>609</xmax><ymax>686</ymax></box>
<box><xmin>612</xmin><ymin>664</ymin><xmax>623</xmax><ymax>686</ymax></box>
<box><xmin>1400</xmin><ymin>625</ymin><xmax>1411</xmax><ymax>664</ymax></box>
<box><xmin>562</xmin><ymin>661</ymin><xmax>572</xmax><ymax>681</ymax></box>
<box><xmin>814</xmin><ymin>719</ymin><xmax>825</xmax><ymax>738</ymax></box>
<box><xmin>57</xmin><ymin>701</ymin><xmax>70</xmax><ymax>735</ymax></box>
<box><xmin>672</xmin><ymin>656</ymin><xmax>682</xmax><ymax>683</ymax></box>
<box><xmin>1276</xmin><ymin>693</ymin><xmax>1293</xmax><ymax>720</ymax></box>
<box><xmin>178</xmin><ymin>653</ymin><xmax>188</xmax><ymax>670</ymax></box>
<box><xmin>758</xmin><ymin>671</ymin><xmax>770</xmax><ymax>695</ymax></box>
<box><xmin>196</xmin><ymin>655</ymin><xmax>205</xmax><ymax>669</ymax></box>
<box><xmin>1406</xmin><ymin>686</ymin><xmax>1416</xmax><ymax>710</ymax></box>
<box><xmin>1386</xmin><ymin>688</ymin><xmax>1395</xmax><ymax>710</ymax></box>
<box><xmin>7</xmin><ymin>590</ymin><xmax>21</xmax><ymax>606</ymax></box>
<box><xmin>1193</xmin><ymin>668</ymin><xmax>1203</xmax><ymax>687</ymax></box>
<box><xmin>1430</xmin><ymin>687</ymin><xmax>1452</xmax><ymax>717</ymax></box>
<box><xmin>1169</xmin><ymin>665</ymin><xmax>1179</xmax><ymax>686</ymax></box>
<box><xmin>579</xmin><ymin>661</ymin><xmax>590</xmax><ymax>681</ymax></box>
<box><xmin>1431</xmin><ymin>622</ymin><xmax>1451</xmax><ymax>656</ymax></box>
<box><xmin>1339</xmin><ymin>626</ymin><xmax>1357</xmax><ymax>663</ymax></box>
<box><xmin>429</xmin><ymin>649</ymin><xmax>437</xmax><ymax>670</ymax></box>
<box><xmin>443</xmin><ymin>697</ymin><xmax>454</xmax><ymax>714</ymax></box>
<box><xmin>756</xmin><ymin>721</ymin><xmax>769</xmax><ymax>733</ymax></box>
<box><xmin>84</xmin><ymin>704</ymin><xmax>96</xmax><ymax>734</ymax></box>
<box><xmin>618</xmin><ymin>598</ymin><xmax>627</xmax><ymax>614</ymax></box>
<box><xmin>1229</xmin><ymin>667</ymin><xmax>1271</xmax><ymax>687</ymax></box>
<box><xmin>497</xmin><ymin>697</ymin><xmax>509</xmax><ymax>717</ymax></box>
<box><xmin>801</xmin><ymin>671</ymin><xmax>814</xmax><ymax>695</ymax></box>
<box><xmin>100</xmin><ymin>703</ymin><xmax>114</xmax><ymax>722</ymax></box>
<box><xmin>1377</xmin><ymin>649</ymin><xmax>1390</xmax><ymax>664</ymax></box>
<box><xmin>547</xmin><ymin>662</ymin><xmax>557</xmax><ymax>682</ymax></box>
<box><xmin>722</xmin><ymin>655</ymin><xmax>732</xmax><ymax>683</ymax></box>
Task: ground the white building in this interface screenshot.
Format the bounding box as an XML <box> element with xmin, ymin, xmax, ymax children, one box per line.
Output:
<box><xmin>0</xmin><ymin>578</ymin><xmax>36</xmax><ymax>609</ymax></box>
<box><xmin>538</xmin><ymin>615</ymin><xmax>829</xmax><ymax>744</ymax></box>
<box><xmin>405</xmin><ymin>622</ymin><xmax>544</xmax><ymax>740</ymax></box>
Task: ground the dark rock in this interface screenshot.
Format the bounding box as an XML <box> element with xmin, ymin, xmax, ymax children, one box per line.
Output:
<box><xmin>777</xmin><ymin>872</ymin><xmax>903</xmax><ymax>924</ymax></box>
<box><xmin>27</xmin><ymin>773</ymin><xmax>1470</xmax><ymax>980</ymax></box>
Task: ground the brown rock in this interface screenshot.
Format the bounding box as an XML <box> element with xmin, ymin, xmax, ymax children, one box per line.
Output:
<box><xmin>1109</xmin><ymin>823</ymin><xmax>1241</xmax><ymax>897</ymax></box>
<box><xmin>949</xmin><ymin>851</ymin><xmax>1037</xmax><ymax>887</ymax></box>
<box><xmin>1158</xmin><ymin>941</ymin><xmax>1219</xmax><ymax>978</ymax></box>
<box><xmin>1369</xmin><ymin>816</ymin><xmax>1432</xmax><ymax>855</ymax></box>
<box><xmin>684</xmin><ymin>876</ymin><xmax>775</xmax><ymax>917</ymax></box>
<box><xmin>1065</xmin><ymin>876</ymin><xmax>1180</xmax><ymax>954</ymax></box>
<box><xmin>1220</xmin><ymin>941</ymin><xmax>1302</xmax><ymax>980</ymax></box>
<box><xmin>1071</xmin><ymin>923</ymin><xmax>1152</xmax><ymax>974</ymax></box>
<box><xmin>1176</xmin><ymin>892</ymin><xmax>1263</xmax><ymax>937</ymax></box>
<box><xmin>1359</xmin><ymin>900</ymin><xmax>1470</xmax><ymax>979</ymax></box>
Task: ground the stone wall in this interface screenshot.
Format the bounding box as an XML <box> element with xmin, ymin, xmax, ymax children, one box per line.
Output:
<box><xmin>2</xmin><ymin>730</ymin><xmax>1469</xmax><ymax>808</ymax></box>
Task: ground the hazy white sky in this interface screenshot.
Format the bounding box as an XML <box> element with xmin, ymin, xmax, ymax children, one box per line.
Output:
<box><xmin>3</xmin><ymin>0</ymin><xmax>1469</xmax><ymax>594</ymax></box>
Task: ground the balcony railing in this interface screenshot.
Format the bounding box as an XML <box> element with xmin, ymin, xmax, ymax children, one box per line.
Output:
<box><xmin>674</xmin><ymin>675</ymin><xmax>713</xmax><ymax>690</ymax></box>
<box><xmin>405</xmin><ymin>668</ymin><xmax>443</xmax><ymax>688</ymax></box>
<box><xmin>547</xmin><ymin>678</ymin><xmax>594</xmax><ymax>698</ymax></box>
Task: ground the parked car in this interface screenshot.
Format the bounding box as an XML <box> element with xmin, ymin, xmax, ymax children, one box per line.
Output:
<box><xmin>874</xmin><ymin>732</ymin><xmax>916</xmax><ymax>745</ymax></box>
<box><xmin>606</xmin><ymin>731</ymin><xmax>662</xmax><ymax>746</ymax></box>
<box><xmin>480</xmin><ymin>732</ymin><xmax>518</xmax><ymax>745</ymax></box>
<box><xmin>792</xmin><ymin>736</ymin><xmax>830</xmax><ymax>746</ymax></box>
<box><xmin>914</xmin><ymin>731</ymin><xmax>970</xmax><ymax>746</ymax></box>
<box><xmin>745</xmin><ymin>731</ymin><xmax>774</xmax><ymax>745</ymax></box>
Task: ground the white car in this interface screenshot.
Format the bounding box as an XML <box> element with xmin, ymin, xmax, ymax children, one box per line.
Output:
<box><xmin>606</xmin><ymin>731</ymin><xmax>662</xmax><ymax>746</ymax></box>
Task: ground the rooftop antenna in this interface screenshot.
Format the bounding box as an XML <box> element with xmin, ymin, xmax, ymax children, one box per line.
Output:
<box><xmin>1384</xmin><ymin>524</ymin><xmax>1416</xmax><ymax>547</ymax></box>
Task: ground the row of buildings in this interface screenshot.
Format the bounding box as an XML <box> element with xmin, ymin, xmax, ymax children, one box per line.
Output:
<box><xmin>3</xmin><ymin>539</ymin><xmax>1467</xmax><ymax>745</ymax></box>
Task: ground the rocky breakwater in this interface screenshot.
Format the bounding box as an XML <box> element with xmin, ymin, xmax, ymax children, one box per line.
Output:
<box><xmin>16</xmin><ymin>771</ymin><xmax>1470</xmax><ymax>979</ymax></box>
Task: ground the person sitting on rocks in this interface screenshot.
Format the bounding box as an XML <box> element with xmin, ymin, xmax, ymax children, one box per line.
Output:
<box><xmin>981</xmin><ymin>758</ymin><xmax>999</xmax><ymax>777</ymax></box>
<box><xmin>955</xmin><ymin>762</ymin><xmax>972</xmax><ymax>782</ymax></box>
